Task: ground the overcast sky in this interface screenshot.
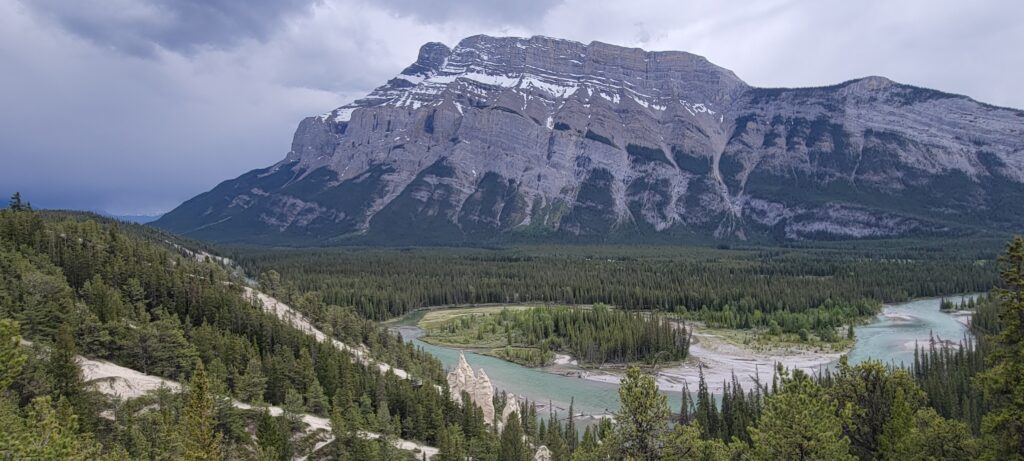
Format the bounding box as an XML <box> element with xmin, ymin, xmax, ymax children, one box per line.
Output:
<box><xmin>2</xmin><ymin>0</ymin><xmax>1021</xmax><ymax>215</ymax></box>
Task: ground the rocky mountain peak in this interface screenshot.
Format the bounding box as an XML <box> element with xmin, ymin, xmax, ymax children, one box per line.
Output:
<box><xmin>401</xmin><ymin>41</ymin><xmax>451</xmax><ymax>76</ymax></box>
<box><xmin>154</xmin><ymin>35</ymin><xmax>1024</xmax><ymax>245</ymax></box>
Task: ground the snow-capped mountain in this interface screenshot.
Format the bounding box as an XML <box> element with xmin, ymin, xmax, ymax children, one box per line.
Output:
<box><xmin>154</xmin><ymin>35</ymin><xmax>1024</xmax><ymax>244</ymax></box>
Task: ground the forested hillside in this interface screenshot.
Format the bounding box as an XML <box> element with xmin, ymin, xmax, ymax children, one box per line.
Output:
<box><xmin>0</xmin><ymin>205</ymin><xmax>481</xmax><ymax>459</ymax></box>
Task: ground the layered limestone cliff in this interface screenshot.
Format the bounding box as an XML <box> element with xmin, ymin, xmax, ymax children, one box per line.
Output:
<box><xmin>155</xmin><ymin>35</ymin><xmax>1024</xmax><ymax>244</ymax></box>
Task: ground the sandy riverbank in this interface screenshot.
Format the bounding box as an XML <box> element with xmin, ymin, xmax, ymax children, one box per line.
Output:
<box><xmin>950</xmin><ymin>310</ymin><xmax>974</xmax><ymax>326</ymax></box>
<box><xmin>551</xmin><ymin>329</ymin><xmax>846</xmax><ymax>394</ymax></box>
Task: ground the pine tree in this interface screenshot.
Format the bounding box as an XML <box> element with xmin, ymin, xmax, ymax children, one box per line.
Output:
<box><xmin>895</xmin><ymin>408</ymin><xmax>978</xmax><ymax>460</ymax></box>
<box><xmin>47</xmin><ymin>323</ymin><xmax>83</xmax><ymax>406</ymax></box>
<box><xmin>0</xmin><ymin>319</ymin><xmax>26</xmax><ymax>391</ymax></box>
<box><xmin>257</xmin><ymin>409</ymin><xmax>290</xmax><ymax>461</ymax></box>
<box><xmin>306</xmin><ymin>377</ymin><xmax>329</xmax><ymax>416</ymax></box>
<box><xmin>616</xmin><ymin>366</ymin><xmax>669</xmax><ymax>461</ymax></box>
<box><xmin>283</xmin><ymin>388</ymin><xmax>306</xmax><ymax>431</ymax></box>
<box><xmin>180</xmin><ymin>361</ymin><xmax>224</xmax><ymax>461</ymax></box>
<box><xmin>977</xmin><ymin>236</ymin><xmax>1024</xmax><ymax>459</ymax></box>
<box><xmin>545</xmin><ymin>409</ymin><xmax>570</xmax><ymax>461</ymax></box>
<box><xmin>878</xmin><ymin>387</ymin><xmax>914</xmax><ymax>459</ymax></box>
<box><xmin>131</xmin><ymin>308</ymin><xmax>197</xmax><ymax>380</ymax></box>
<box><xmin>328</xmin><ymin>402</ymin><xmax>350</xmax><ymax>460</ymax></box>
<box><xmin>259</xmin><ymin>271</ymin><xmax>283</xmax><ymax>298</ymax></box>
<box><xmin>237</xmin><ymin>356</ymin><xmax>267</xmax><ymax>403</ymax></box>
<box><xmin>749</xmin><ymin>368</ymin><xmax>855</xmax><ymax>461</ymax></box>
<box><xmin>662</xmin><ymin>423</ymin><xmax>731</xmax><ymax>461</ymax></box>
<box><xmin>0</xmin><ymin>396</ymin><xmax>103</xmax><ymax>460</ymax></box>
<box><xmin>825</xmin><ymin>358</ymin><xmax>925</xmax><ymax>459</ymax></box>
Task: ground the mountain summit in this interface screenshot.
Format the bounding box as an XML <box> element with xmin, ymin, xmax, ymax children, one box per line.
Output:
<box><xmin>154</xmin><ymin>35</ymin><xmax>1024</xmax><ymax>244</ymax></box>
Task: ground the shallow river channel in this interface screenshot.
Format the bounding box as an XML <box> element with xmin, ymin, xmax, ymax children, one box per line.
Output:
<box><xmin>395</xmin><ymin>294</ymin><xmax>978</xmax><ymax>418</ymax></box>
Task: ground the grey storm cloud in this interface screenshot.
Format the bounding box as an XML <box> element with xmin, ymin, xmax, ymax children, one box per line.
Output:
<box><xmin>2</xmin><ymin>0</ymin><xmax>1023</xmax><ymax>215</ymax></box>
<box><xmin>372</xmin><ymin>0</ymin><xmax>564</xmax><ymax>25</ymax></box>
<box><xmin>25</xmin><ymin>0</ymin><xmax>323</xmax><ymax>56</ymax></box>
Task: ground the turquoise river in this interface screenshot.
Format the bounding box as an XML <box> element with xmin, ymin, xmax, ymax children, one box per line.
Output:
<box><xmin>396</xmin><ymin>294</ymin><xmax>978</xmax><ymax>418</ymax></box>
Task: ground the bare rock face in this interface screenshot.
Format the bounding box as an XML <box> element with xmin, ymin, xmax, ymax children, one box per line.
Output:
<box><xmin>155</xmin><ymin>35</ymin><xmax>1024</xmax><ymax>244</ymax></box>
<box><xmin>446</xmin><ymin>353</ymin><xmax>497</xmax><ymax>425</ymax></box>
<box><xmin>500</xmin><ymin>393</ymin><xmax>522</xmax><ymax>429</ymax></box>
<box><xmin>474</xmin><ymin>368</ymin><xmax>496</xmax><ymax>425</ymax></box>
<box><xmin>534</xmin><ymin>446</ymin><xmax>552</xmax><ymax>461</ymax></box>
<box><xmin>447</xmin><ymin>353</ymin><xmax>475</xmax><ymax>399</ymax></box>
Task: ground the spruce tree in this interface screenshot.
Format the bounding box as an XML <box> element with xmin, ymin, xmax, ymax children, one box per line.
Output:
<box><xmin>499</xmin><ymin>411</ymin><xmax>530</xmax><ymax>461</ymax></box>
<box><xmin>328</xmin><ymin>402</ymin><xmax>350</xmax><ymax>460</ymax></box>
<box><xmin>257</xmin><ymin>409</ymin><xmax>290</xmax><ymax>461</ymax></box>
<box><xmin>564</xmin><ymin>397</ymin><xmax>577</xmax><ymax>452</ymax></box>
<box><xmin>977</xmin><ymin>235</ymin><xmax>1024</xmax><ymax>459</ymax></box>
<box><xmin>180</xmin><ymin>361</ymin><xmax>223</xmax><ymax>461</ymax></box>
<box><xmin>436</xmin><ymin>423</ymin><xmax>466</xmax><ymax>461</ymax></box>
<box><xmin>47</xmin><ymin>324</ymin><xmax>83</xmax><ymax>407</ymax></box>
<box><xmin>694</xmin><ymin>368</ymin><xmax>717</xmax><ymax>439</ymax></box>
<box><xmin>679</xmin><ymin>381</ymin><xmax>693</xmax><ymax>425</ymax></box>
<box><xmin>8</xmin><ymin>192</ymin><xmax>22</xmax><ymax>211</ymax></box>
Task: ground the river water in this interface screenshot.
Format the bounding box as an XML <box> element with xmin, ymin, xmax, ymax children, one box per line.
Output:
<box><xmin>845</xmin><ymin>294</ymin><xmax>977</xmax><ymax>366</ymax></box>
<box><xmin>395</xmin><ymin>294</ymin><xmax>977</xmax><ymax>418</ymax></box>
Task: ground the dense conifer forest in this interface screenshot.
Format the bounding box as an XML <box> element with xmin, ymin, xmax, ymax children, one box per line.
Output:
<box><xmin>0</xmin><ymin>205</ymin><xmax>477</xmax><ymax>459</ymax></box>
<box><xmin>226</xmin><ymin>242</ymin><xmax>1000</xmax><ymax>324</ymax></box>
<box><xmin>1</xmin><ymin>196</ymin><xmax>1022</xmax><ymax>460</ymax></box>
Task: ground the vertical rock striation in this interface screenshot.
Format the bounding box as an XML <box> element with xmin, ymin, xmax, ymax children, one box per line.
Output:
<box><xmin>155</xmin><ymin>35</ymin><xmax>1024</xmax><ymax>244</ymax></box>
<box><xmin>446</xmin><ymin>353</ymin><xmax>497</xmax><ymax>426</ymax></box>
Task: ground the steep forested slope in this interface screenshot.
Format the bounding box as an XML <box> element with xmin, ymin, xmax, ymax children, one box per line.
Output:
<box><xmin>0</xmin><ymin>208</ymin><xmax>476</xmax><ymax>459</ymax></box>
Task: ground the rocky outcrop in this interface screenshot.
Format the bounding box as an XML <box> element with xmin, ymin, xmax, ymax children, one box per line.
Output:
<box><xmin>474</xmin><ymin>368</ymin><xmax>496</xmax><ymax>425</ymax></box>
<box><xmin>155</xmin><ymin>35</ymin><xmax>1024</xmax><ymax>244</ymax></box>
<box><xmin>500</xmin><ymin>392</ymin><xmax>522</xmax><ymax>430</ymax></box>
<box><xmin>446</xmin><ymin>352</ymin><xmax>475</xmax><ymax>396</ymax></box>
<box><xmin>534</xmin><ymin>446</ymin><xmax>552</xmax><ymax>461</ymax></box>
<box><xmin>447</xmin><ymin>353</ymin><xmax>497</xmax><ymax>425</ymax></box>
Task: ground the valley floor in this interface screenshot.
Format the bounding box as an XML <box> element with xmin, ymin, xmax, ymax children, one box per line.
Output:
<box><xmin>406</xmin><ymin>304</ymin><xmax>853</xmax><ymax>393</ymax></box>
<box><xmin>566</xmin><ymin>329</ymin><xmax>847</xmax><ymax>393</ymax></box>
